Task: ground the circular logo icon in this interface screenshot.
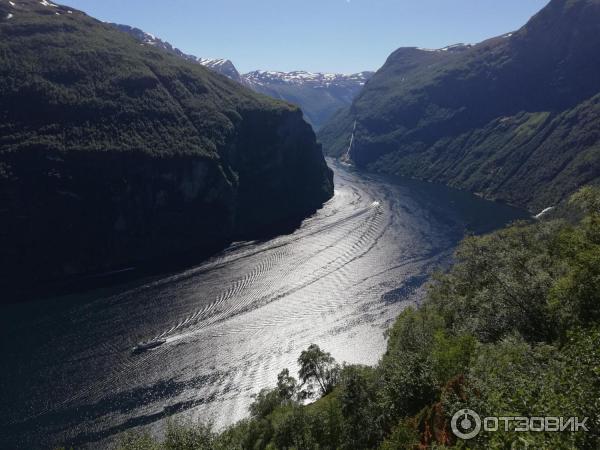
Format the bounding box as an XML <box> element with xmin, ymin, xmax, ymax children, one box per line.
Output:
<box><xmin>451</xmin><ymin>409</ymin><xmax>482</xmax><ymax>440</ymax></box>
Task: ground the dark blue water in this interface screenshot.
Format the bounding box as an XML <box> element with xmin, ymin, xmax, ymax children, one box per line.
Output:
<box><xmin>0</xmin><ymin>160</ymin><xmax>529</xmax><ymax>449</ymax></box>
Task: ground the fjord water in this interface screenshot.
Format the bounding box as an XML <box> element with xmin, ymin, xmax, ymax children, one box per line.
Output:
<box><xmin>0</xmin><ymin>160</ymin><xmax>527</xmax><ymax>449</ymax></box>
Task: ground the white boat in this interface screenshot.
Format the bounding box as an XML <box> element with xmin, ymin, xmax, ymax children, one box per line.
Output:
<box><xmin>132</xmin><ymin>339</ymin><xmax>166</xmax><ymax>354</ymax></box>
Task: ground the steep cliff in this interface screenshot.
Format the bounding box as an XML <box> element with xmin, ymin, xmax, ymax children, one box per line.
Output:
<box><xmin>0</xmin><ymin>0</ymin><xmax>333</xmax><ymax>296</ymax></box>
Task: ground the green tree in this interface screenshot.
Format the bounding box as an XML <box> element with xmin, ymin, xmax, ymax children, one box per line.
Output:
<box><xmin>298</xmin><ymin>344</ymin><xmax>340</xmax><ymax>398</ymax></box>
<box><xmin>339</xmin><ymin>365</ymin><xmax>383</xmax><ymax>449</ymax></box>
<box><xmin>250</xmin><ymin>388</ymin><xmax>284</xmax><ymax>420</ymax></box>
<box><xmin>277</xmin><ymin>368</ymin><xmax>298</xmax><ymax>400</ymax></box>
<box><xmin>569</xmin><ymin>186</ymin><xmax>600</xmax><ymax>215</ymax></box>
<box><xmin>163</xmin><ymin>421</ymin><xmax>215</xmax><ymax>450</ymax></box>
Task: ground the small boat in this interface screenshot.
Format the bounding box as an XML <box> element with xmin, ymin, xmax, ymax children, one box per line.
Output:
<box><xmin>132</xmin><ymin>339</ymin><xmax>166</xmax><ymax>354</ymax></box>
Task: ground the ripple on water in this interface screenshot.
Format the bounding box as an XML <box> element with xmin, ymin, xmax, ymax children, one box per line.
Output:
<box><xmin>0</xmin><ymin>160</ymin><xmax>528</xmax><ymax>449</ymax></box>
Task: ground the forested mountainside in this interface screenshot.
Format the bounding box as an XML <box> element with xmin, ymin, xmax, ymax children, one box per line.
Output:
<box><xmin>319</xmin><ymin>0</ymin><xmax>600</xmax><ymax>212</ymax></box>
<box><xmin>111</xmin><ymin>23</ymin><xmax>373</xmax><ymax>130</ymax></box>
<box><xmin>109</xmin><ymin>24</ymin><xmax>245</xmax><ymax>83</ymax></box>
<box><xmin>0</xmin><ymin>0</ymin><xmax>333</xmax><ymax>297</ymax></box>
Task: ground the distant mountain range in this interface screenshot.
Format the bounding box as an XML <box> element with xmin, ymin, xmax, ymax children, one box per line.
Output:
<box><xmin>318</xmin><ymin>0</ymin><xmax>600</xmax><ymax>212</ymax></box>
<box><xmin>243</xmin><ymin>70</ymin><xmax>373</xmax><ymax>130</ymax></box>
<box><xmin>111</xmin><ymin>24</ymin><xmax>373</xmax><ymax>130</ymax></box>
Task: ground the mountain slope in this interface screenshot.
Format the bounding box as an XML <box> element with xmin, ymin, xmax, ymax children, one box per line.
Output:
<box><xmin>0</xmin><ymin>0</ymin><xmax>333</xmax><ymax>296</ymax></box>
<box><xmin>109</xmin><ymin>23</ymin><xmax>373</xmax><ymax>130</ymax></box>
<box><xmin>319</xmin><ymin>0</ymin><xmax>600</xmax><ymax>211</ymax></box>
<box><xmin>109</xmin><ymin>24</ymin><xmax>244</xmax><ymax>83</ymax></box>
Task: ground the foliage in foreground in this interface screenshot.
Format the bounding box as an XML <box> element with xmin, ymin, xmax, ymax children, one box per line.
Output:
<box><xmin>119</xmin><ymin>188</ymin><xmax>600</xmax><ymax>449</ymax></box>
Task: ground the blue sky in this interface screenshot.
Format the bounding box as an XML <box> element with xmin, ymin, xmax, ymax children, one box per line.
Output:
<box><xmin>64</xmin><ymin>0</ymin><xmax>550</xmax><ymax>74</ymax></box>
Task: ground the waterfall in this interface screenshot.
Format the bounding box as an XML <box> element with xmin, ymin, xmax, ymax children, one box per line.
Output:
<box><xmin>343</xmin><ymin>120</ymin><xmax>357</xmax><ymax>162</ymax></box>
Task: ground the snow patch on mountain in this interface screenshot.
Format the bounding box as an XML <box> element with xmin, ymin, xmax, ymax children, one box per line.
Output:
<box><xmin>196</xmin><ymin>58</ymin><xmax>242</xmax><ymax>82</ymax></box>
<box><xmin>109</xmin><ymin>22</ymin><xmax>373</xmax><ymax>128</ymax></box>
<box><xmin>243</xmin><ymin>70</ymin><xmax>373</xmax><ymax>88</ymax></box>
<box><xmin>417</xmin><ymin>43</ymin><xmax>472</xmax><ymax>53</ymax></box>
<box><xmin>197</xmin><ymin>58</ymin><xmax>229</xmax><ymax>68</ymax></box>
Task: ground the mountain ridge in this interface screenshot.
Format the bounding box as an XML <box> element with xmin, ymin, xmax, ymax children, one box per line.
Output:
<box><xmin>318</xmin><ymin>0</ymin><xmax>600</xmax><ymax>212</ymax></box>
<box><xmin>109</xmin><ymin>22</ymin><xmax>373</xmax><ymax>130</ymax></box>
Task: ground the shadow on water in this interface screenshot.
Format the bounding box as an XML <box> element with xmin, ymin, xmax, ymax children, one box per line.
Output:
<box><xmin>4</xmin><ymin>371</ymin><xmax>226</xmax><ymax>448</ymax></box>
<box><xmin>72</xmin><ymin>398</ymin><xmax>212</xmax><ymax>447</ymax></box>
<box><xmin>381</xmin><ymin>274</ymin><xmax>430</xmax><ymax>304</ymax></box>
<box><xmin>0</xmin><ymin>160</ymin><xmax>532</xmax><ymax>450</ymax></box>
<box><xmin>3</xmin><ymin>212</ymin><xmax>309</xmax><ymax>305</ymax></box>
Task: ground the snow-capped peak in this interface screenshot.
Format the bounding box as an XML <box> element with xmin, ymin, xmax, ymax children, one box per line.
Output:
<box><xmin>196</xmin><ymin>58</ymin><xmax>241</xmax><ymax>82</ymax></box>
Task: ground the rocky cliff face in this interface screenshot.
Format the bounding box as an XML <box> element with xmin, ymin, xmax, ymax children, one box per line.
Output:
<box><xmin>319</xmin><ymin>0</ymin><xmax>600</xmax><ymax>212</ymax></box>
<box><xmin>0</xmin><ymin>0</ymin><xmax>333</xmax><ymax>297</ymax></box>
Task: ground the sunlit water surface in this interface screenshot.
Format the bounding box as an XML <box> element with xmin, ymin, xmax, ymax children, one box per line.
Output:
<box><xmin>0</xmin><ymin>160</ymin><xmax>528</xmax><ymax>449</ymax></box>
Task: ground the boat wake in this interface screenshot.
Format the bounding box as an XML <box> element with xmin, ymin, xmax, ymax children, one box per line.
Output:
<box><xmin>0</xmin><ymin>160</ymin><xmax>527</xmax><ymax>449</ymax></box>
